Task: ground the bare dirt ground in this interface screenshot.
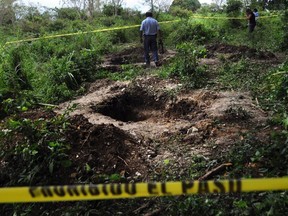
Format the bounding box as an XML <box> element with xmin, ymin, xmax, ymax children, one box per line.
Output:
<box><xmin>101</xmin><ymin>44</ymin><xmax>177</xmax><ymax>71</ymax></box>
<box><xmin>54</xmin><ymin>43</ymin><xmax>275</xmax><ymax>182</ymax></box>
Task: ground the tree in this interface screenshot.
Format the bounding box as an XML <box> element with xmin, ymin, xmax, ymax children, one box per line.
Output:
<box><xmin>61</xmin><ymin>0</ymin><xmax>101</xmax><ymax>17</ymax></box>
<box><xmin>226</xmin><ymin>0</ymin><xmax>243</xmax><ymax>28</ymax></box>
<box><xmin>226</xmin><ymin>0</ymin><xmax>242</xmax><ymax>14</ymax></box>
<box><xmin>267</xmin><ymin>0</ymin><xmax>287</xmax><ymax>10</ymax></box>
<box><xmin>61</xmin><ymin>0</ymin><xmax>85</xmax><ymax>10</ymax></box>
<box><xmin>102</xmin><ymin>3</ymin><xmax>123</xmax><ymax>16</ymax></box>
<box><xmin>154</xmin><ymin>0</ymin><xmax>173</xmax><ymax>12</ymax></box>
<box><xmin>104</xmin><ymin>0</ymin><xmax>124</xmax><ymax>16</ymax></box>
<box><xmin>142</xmin><ymin>0</ymin><xmax>173</xmax><ymax>13</ymax></box>
<box><xmin>143</xmin><ymin>0</ymin><xmax>154</xmax><ymax>12</ymax></box>
<box><xmin>86</xmin><ymin>0</ymin><xmax>101</xmax><ymax>16</ymax></box>
<box><xmin>55</xmin><ymin>7</ymin><xmax>83</xmax><ymax>20</ymax></box>
<box><xmin>213</xmin><ymin>0</ymin><xmax>226</xmax><ymax>9</ymax></box>
<box><xmin>170</xmin><ymin>0</ymin><xmax>201</xmax><ymax>12</ymax></box>
<box><xmin>0</xmin><ymin>0</ymin><xmax>16</xmax><ymax>25</ymax></box>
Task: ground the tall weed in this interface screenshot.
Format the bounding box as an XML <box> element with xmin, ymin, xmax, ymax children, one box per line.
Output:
<box><xmin>161</xmin><ymin>43</ymin><xmax>208</xmax><ymax>88</ymax></box>
<box><xmin>1</xmin><ymin>31</ymin><xmax>110</xmax><ymax>104</ymax></box>
<box><xmin>263</xmin><ymin>60</ymin><xmax>288</xmax><ymax>112</ymax></box>
<box><xmin>1</xmin><ymin>45</ymin><xmax>33</xmax><ymax>92</ymax></box>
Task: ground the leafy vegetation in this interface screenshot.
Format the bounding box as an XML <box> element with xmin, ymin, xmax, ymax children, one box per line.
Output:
<box><xmin>170</xmin><ymin>0</ymin><xmax>201</xmax><ymax>12</ymax></box>
<box><xmin>0</xmin><ymin>0</ymin><xmax>288</xmax><ymax>215</ymax></box>
<box><xmin>159</xmin><ymin>42</ymin><xmax>208</xmax><ymax>88</ymax></box>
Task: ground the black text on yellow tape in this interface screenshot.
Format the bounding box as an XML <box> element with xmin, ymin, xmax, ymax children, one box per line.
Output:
<box><xmin>0</xmin><ymin>178</ymin><xmax>288</xmax><ymax>203</ymax></box>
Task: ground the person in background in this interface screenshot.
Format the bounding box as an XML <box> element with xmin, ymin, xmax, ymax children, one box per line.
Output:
<box><xmin>253</xmin><ymin>8</ymin><xmax>259</xmax><ymax>21</ymax></box>
<box><xmin>140</xmin><ymin>11</ymin><xmax>162</xmax><ymax>67</ymax></box>
<box><xmin>246</xmin><ymin>9</ymin><xmax>256</xmax><ymax>33</ymax></box>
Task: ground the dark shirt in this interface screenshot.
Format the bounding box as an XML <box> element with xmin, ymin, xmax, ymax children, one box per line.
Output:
<box><xmin>248</xmin><ymin>12</ymin><xmax>256</xmax><ymax>25</ymax></box>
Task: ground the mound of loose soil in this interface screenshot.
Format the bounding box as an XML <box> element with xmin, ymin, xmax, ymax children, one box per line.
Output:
<box><xmin>0</xmin><ymin>112</ymin><xmax>148</xmax><ymax>186</ymax></box>
<box><xmin>65</xmin><ymin>114</ymin><xmax>148</xmax><ymax>182</ymax></box>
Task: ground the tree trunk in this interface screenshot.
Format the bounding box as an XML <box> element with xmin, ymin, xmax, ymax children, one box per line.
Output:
<box><xmin>88</xmin><ymin>0</ymin><xmax>95</xmax><ymax>17</ymax></box>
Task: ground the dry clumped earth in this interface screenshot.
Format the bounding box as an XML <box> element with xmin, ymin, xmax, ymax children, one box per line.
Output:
<box><xmin>0</xmin><ymin>43</ymin><xmax>275</xmax><ymax>187</ymax></box>
<box><xmin>56</xmin><ymin>77</ymin><xmax>268</xmax><ymax>182</ymax></box>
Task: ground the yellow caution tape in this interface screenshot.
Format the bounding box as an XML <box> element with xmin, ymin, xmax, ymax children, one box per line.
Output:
<box><xmin>0</xmin><ymin>178</ymin><xmax>287</xmax><ymax>203</ymax></box>
<box><xmin>3</xmin><ymin>20</ymin><xmax>180</xmax><ymax>46</ymax></box>
<box><xmin>190</xmin><ymin>15</ymin><xmax>279</xmax><ymax>20</ymax></box>
<box><xmin>4</xmin><ymin>24</ymin><xmax>141</xmax><ymax>46</ymax></box>
<box><xmin>2</xmin><ymin>14</ymin><xmax>279</xmax><ymax>47</ymax></box>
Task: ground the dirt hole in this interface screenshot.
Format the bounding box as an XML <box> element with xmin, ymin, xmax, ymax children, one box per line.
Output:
<box><xmin>91</xmin><ymin>86</ymin><xmax>166</xmax><ymax>122</ymax></box>
<box><xmin>109</xmin><ymin>47</ymin><xmax>144</xmax><ymax>65</ymax></box>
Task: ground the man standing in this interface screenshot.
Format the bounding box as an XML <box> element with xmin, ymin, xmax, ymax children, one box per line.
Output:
<box><xmin>140</xmin><ymin>11</ymin><xmax>161</xmax><ymax>67</ymax></box>
<box><xmin>246</xmin><ymin>9</ymin><xmax>256</xmax><ymax>33</ymax></box>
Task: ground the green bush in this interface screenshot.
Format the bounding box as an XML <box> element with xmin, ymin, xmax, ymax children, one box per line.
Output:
<box><xmin>71</xmin><ymin>48</ymin><xmax>102</xmax><ymax>82</ymax></box>
<box><xmin>102</xmin><ymin>4</ymin><xmax>124</xmax><ymax>16</ymax></box>
<box><xmin>1</xmin><ymin>45</ymin><xmax>33</xmax><ymax>92</ymax></box>
<box><xmin>47</xmin><ymin>19</ymin><xmax>67</xmax><ymax>32</ymax></box>
<box><xmin>0</xmin><ymin>108</ymin><xmax>74</xmax><ymax>186</ymax></box>
<box><xmin>170</xmin><ymin>0</ymin><xmax>201</xmax><ymax>12</ymax></box>
<box><xmin>226</xmin><ymin>0</ymin><xmax>243</xmax><ymax>28</ymax></box>
<box><xmin>163</xmin><ymin>43</ymin><xmax>207</xmax><ymax>88</ymax></box>
<box><xmin>265</xmin><ymin>61</ymin><xmax>288</xmax><ymax>109</ymax></box>
<box><xmin>281</xmin><ymin>10</ymin><xmax>288</xmax><ymax>50</ymax></box>
<box><xmin>226</xmin><ymin>0</ymin><xmax>243</xmax><ymax>14</ymax></box>
<box><xmin>167</xmin><ymin>20</ymin><xmax>215</xmax><ymax>45</ymax></box>
<box><xmin>55</xmin><ymin>8</ymin><xmax>84</xmax><ymax>20</ymax></box>
<box><xmin>1</xmin><ymin>32</ymin><xmax>109</xmax><ymax>104</ymax></box>
<box><xmin>169</xmin><ymin>6</ymin><xmax>193</xmax><ymax>18</ymax></box>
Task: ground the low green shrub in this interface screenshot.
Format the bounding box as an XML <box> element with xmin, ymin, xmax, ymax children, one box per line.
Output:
<box><xmin>262</xmin><ymin>61</ymin><xmax>288</xmax><ymax>112</ymax></box>
<box><xmin>167</xmin><ymin>20</ymin><xmax>215</xmax><ymax>45</ymax></box>
<box><xmin>0</xmin><ymin>106</ymin><xmax>74</xmax><ymax>186</ymax></box>
<box><xmin>160</xmin><ymin>43</ymin><xmax>208</xmax><ymax>88</ymax></box>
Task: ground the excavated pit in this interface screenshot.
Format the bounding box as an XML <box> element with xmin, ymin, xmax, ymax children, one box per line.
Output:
<box><xmin>91</xmin><ymin>86</ymin><xmax>167</xmax><ymax>122</ymax></box>
<box><xmin>100</xmin><ymin>45</ymin><xmax>176</xmax><ymax>71</ymax></box>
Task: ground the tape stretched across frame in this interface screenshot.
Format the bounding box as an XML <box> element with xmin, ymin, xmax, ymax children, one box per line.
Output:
<box><xmin>0</xmin><ymin>178</ymin><xmax>287</xmax><ymax>203</ymax></box>
<box><xmin>3</xmin><ymin>20</ymin><xmax>178</xmax><ymax>46</ymax></box>
<box><xmin>190</xmin><ymin>15</ymin><xmax>279</xmax><ymax>20</ymax></box>
<box><xmin>3</xmin><ymin>15</ymin><xmax>279</xmax><ymax>46</ymax></box>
